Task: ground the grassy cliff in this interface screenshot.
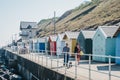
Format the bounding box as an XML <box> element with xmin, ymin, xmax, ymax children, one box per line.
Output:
<box><xmin>37</xmin><ymin>0</ymin><xmax>120</xmax><ymax>37</ymax></box>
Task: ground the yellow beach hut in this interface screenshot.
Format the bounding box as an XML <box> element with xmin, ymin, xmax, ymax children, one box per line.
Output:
<box><xmin>63</xmin><ymin>31</ymin><xmax>79</xmax><ymax>56</ymax></box>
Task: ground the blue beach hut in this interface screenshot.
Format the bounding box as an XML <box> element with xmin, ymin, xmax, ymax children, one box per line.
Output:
<box><xmin>77</xmin><ymin>30</ymin><xmax>95</xmax><ymax>59</ymax></box>
<box><xmin>93</xmin><ymin>26</ymin><xmax>119</xmax><ymax>62</ymax></box>
<box><xmin>56</xmin><ymin>33</ymin><xmax>65</xmax><ymax>56</ymax></box>
<box><xmin>114</xmin><ymin>27</ymin><xmax>120</xmax><ymax>64</ymax></box>
<box><xmin>37</xmin><ymin>37</ymin><xmax>46</xmax><ymax>53</ymax></box>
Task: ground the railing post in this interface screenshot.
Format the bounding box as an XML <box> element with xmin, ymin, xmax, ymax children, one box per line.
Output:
<box><xmin>75</xmin><ymin>53</ymin><xmax>77</xmax><ymax>80</ymax></box>
<box><xmin>38</xmin><ymin>54</ymin><xmax>39</xmax><ymax>63</ymax></box>
<box><xmin>89</xmin><ymin>54</ymin><xmax>91</xmax><ymax>80</ymax></box>
<box><xmin>32</xmin><ymin>53</ymin><xmax>33</xmax><ymax>61</ymax></box>
<box><xmin>64</xmin><ymin>53</ymin><xmax>67</xmax><ymax>75</ymax></box>
<box><xmin>46</xmin><ymin>50</ymin><xmax>48</xmax><ymax>67</ymax></box>
<box><xmin>51</xmin><ymin>51</ymin><xmax>53</xmax><ymax>68</ymax></box>
<box><xmin>42</xmin><ymin>50</ymin><xmax>43</xmax><ymax>65</ymax></box>
<box><xmin>109</xmin><ymin>55</ymin><xmax>111</xmax><ymax>80</ymax></box>
<box><xmin>28</xmin><ymin>54</ymin><xmax>30</xmax><ymax>60</ymax></box>
<box><xmin>35</xmin><ymin>54</ymin><xmax>37</xmax><ymax>62</ymax></box>
<box><xmin>32</xmin><ymin>54</ymin><xmax>34</xmax><ymax>61</ymax></box>
<box><xmin>30</xmin><ymin>54</ymin><xmax>32</xmax><ymax>60</ymax></box>
<box><xmin>57</xmin><ymin>52</ymin><xmax>59</xmax><ymax>71</ymax></box>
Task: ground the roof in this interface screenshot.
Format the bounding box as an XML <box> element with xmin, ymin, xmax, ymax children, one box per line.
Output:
<box><xmin>20</xmin><ymin>21</ymin><xmax>37</xmax><ymax>30</ymax></box>
<box><xmin>99</xmin><ymin>26</ymin><xmax>119</xmax><ymax>38</ymax></box>
<box><xmin>32</xmin><ymin>38</ymin><xmax>38</xmax><ymax>43</ymax></box>
<box><xmin>37</xmin><ymin>37</ymin><xmax>46</xmax><ymax>42</ymax></box>
<box><xmin>57</xmin><ymin>33</ymin><xmax>65</xmax><ymax>41</ymax></box>
<box><xmin>17</xmin><ymin>38</ymin><xmax>22</xmax><ymax>42</ymax></box>
<box><xmin>81</xmin><ymin>30</ymin><xmax>96</xmax><ymax>39</ymax></box>
<box><xmin>49</xmin><ymin>35</ymin><xmax>57</xmax><ymax>41</ymax></box>
<box><xmin>64</xmin><ymin>31</ymin><xmax>80</xmax><ymax>39</ymax></box>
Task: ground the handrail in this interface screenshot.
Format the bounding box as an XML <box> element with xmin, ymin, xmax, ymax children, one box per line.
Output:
<box><xmin>4</xmin><ymin>47</ymin><xmax>120</xmax><ymax>80</ymax></box>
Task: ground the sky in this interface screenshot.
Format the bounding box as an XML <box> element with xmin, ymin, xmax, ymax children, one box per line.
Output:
<box><xmin>0</xmin><ymin>0</ymin><xmax>91</xmax><ymax>47</ymax></box>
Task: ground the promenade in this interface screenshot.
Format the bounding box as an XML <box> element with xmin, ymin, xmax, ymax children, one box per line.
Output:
<box><xmin>5</xmin><ymin>48</ymin><xmax>120</xmax><ymax>80</ymax></box>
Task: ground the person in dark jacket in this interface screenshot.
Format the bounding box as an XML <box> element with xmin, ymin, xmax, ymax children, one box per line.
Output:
<box><xmin>74</xmin><ymin>43</ymin><xmax>81</xmax><ymax>65</ymax></box>
<box><xmin>63</xmin><ymin>43</ymin><xmax>70</xmax><ymax>67</ymax></box>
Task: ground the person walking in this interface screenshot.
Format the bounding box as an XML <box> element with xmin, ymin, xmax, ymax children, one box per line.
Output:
<box><xmin>63</xmin><ymin>43</ymin><xmax>70</xmax><ymax>67</ymax></box>
<box><xmin>74</xmin><ymin>43</ymin><xmax>81</xmax><ymax>65</ymax></box>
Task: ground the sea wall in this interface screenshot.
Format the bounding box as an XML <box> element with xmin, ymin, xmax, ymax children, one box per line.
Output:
<box><xmin>2</xmin><ymin>49</ymin><xmax>73</xmax><ymax>80</ymax></box>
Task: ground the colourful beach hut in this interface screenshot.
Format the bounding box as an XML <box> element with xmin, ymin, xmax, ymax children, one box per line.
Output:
<box><xmin>77</xmin><ymin>30</ymin><xmax>95</xmax><ymax>59</ymax></box>
<box><xmin>28</xmin><ymin>39</ymin><xmax>33</xmax><ymax>52</ymax></box>
<box><xmin>37</xmin><ymin>37</ymin><xmax>46</xmax><ymax>53</ymax></box>
<box><xmin>48</xmin><ymin>35</ymin><xmax>57</xmax><ymax>55</ymax></box>
<box><xmin>114</xmin><ymin>27</ymin><xmax>120</xmax><ymax>64</ymax></box>
<box><xmin>63</xmin><ymin>31</ymin><xmax>79</xmax><ymax>56</ymax></box>
<box><xmin>93</xmin><ymin>26</ymin><xmax>119</xmax><ymax>62</ymax></box>
<box><xmin>45</xmin><ymin>37</ymin><xmax>50</xmax><ymax>54</ymax></box>
<box><xmin>32</xmin><ymin>38</ymin><xmax>38</xmax><ymax>52</ymax></box>
<box><xmin>56</xmin><ymin>33</ymin><xmax>65</xmax><ymax>56</ymax></box>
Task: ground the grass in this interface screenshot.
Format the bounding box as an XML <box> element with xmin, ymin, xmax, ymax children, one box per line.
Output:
<box><xmin>37</xmin><ymin>0</ymin><xmax>120</xmax><ymax>37</ymax></box>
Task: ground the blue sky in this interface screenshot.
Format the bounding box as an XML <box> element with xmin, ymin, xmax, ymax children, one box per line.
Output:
<box><xmin>0</xmin><ymin>0</ymin><xmax>91</xmax><ymax>47</ymax></box>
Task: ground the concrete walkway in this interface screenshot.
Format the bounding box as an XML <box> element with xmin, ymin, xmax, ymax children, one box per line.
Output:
<box><xmin>5</xmin><ymin>49</ymin><xmax>120</xmax><ymax>80</ymax></box>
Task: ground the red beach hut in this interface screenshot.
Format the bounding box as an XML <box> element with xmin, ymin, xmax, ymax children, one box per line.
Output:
<box><xmin>48</xmin><ymin>35</ymin><xmax>57</xmax><ymax>55</ymax></box>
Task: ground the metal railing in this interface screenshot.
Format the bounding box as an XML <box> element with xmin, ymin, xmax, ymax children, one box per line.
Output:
<box><xmin>5</xmin><ymin>47</ymin><xmax>120</xmax><ymax>80</ymax></box>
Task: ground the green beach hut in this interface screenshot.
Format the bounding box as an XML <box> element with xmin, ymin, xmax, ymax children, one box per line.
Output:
<box><xmin>77</xmin><ymin>30</ymin><xmax>95</xmax><ymax>59</ymax></box>
<box><xmin>93</xmin><ymin>26</ymin><xmax>119</xmax><ymax>62</ymax></box>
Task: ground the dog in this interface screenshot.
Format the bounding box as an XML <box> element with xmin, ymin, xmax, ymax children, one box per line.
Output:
<box><xmin>69</xmin><ymin>62</ymin><xmax>72</xmax><ymax>67</ymax></box>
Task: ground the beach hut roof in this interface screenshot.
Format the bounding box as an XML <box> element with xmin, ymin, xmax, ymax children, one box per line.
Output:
<box><xmin>57</xmin><ymin>33</ymin><xmax>65</xmax><ymax>41</ymax></box>
<box><xmin>64</xmin><ymin>31</ymin><xmax>80</xmax><ymax>39</ymax></box>
<box><xmin>32</xmin><ymin>38</ymin><xmax>38</xmax><ymax>43</ymax></box>
<box><xmin>81</xmin><ymin>30</ymin><xmax>96</xmax><ymax>39</ymax></box>
<box><xmin>49</xmin><ymin>35</ymin><xmax>57</xmax><ymax>41</ymax></box>
<box><xmin>37</xmin><ymin>37</ymin><xmax>46</xmax><ymax>42</ymax></box>
<box><xmin>17</xmin><ymin>38</ymin><xmax>22</xmax><ymax>42</ymax></box>
<box><xmin>113</xmin><ymin>26</ymin><xmax>120</xmax><ymax>37</ymax></box>
<box><xmin>20</xmin><ymin>21</ymin><xmax>37</xmax><ymax>30</ymax></box>
<box><xmin>99</xmin><ymin>26</ymin><xmax>119</xmax><ymax>38</ymax></box>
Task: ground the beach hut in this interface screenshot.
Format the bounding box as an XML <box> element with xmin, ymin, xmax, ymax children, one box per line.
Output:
<box><xmin>45</xmin><ymin>37</ymin><xmax>50</xmax><ymax>54</ymax></box>
<box><xmin>56</xmin><ymin>33</ymin><xmax>65</xmax><ymax>56</ymax></box>
<box><xmin>63</xmin><ymin>31</ymin><xmax>79</xmax><ymax>56</ymax></box>
<box><xmin>48</xmin><ymin>35</ymin><xmax>57</xmax><ymax>55</ymax></box>
<box><xmin>114</xmin><ymin>27</ymin><xmax>120</xmax><ymax>64</ymax></box>
<box><xmin>28</xmin><ymin>39</ymin><xmax>33</xmax><ymax>52</ymax></box>
<box><xmin>32</xmin><ymin>38</ymin><xmax>38</xmax><ymax>52</ymax></box>
<box><xmin>77</xmin><ymin>30</ymin><xmax>95</xmax><ymax>59</ymax></box>
<box><xmin>37</xmin><ymin>37</ymin><xmax>46</xmax><ymax>53</ymax></box>
<box><xmin>93</xmin><ymin>26</ymin><xmax>119</xmax><ymax>62</ymax></box>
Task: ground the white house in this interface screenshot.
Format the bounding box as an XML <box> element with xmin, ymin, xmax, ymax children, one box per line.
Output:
<box><xmin>19</xmin><ymin>21</ymin><xmax>38</xmax><ymax>41</ymax></box>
